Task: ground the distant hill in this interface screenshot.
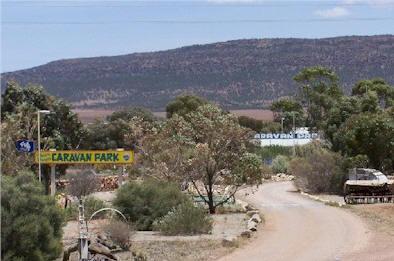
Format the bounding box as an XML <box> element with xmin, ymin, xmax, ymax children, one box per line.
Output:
<box><xmin>2</xmin><ymin>35</ymin><xmax>393</xmax><ymax>110</ymax></box>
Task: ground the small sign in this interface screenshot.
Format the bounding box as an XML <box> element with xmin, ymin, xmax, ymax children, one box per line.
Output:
<box><xmin>34</xmin><ymin>150</ymin><xmax>134</xmax><ymax>165</ymax></box>
<box><xmin>16</xmin><ymin>140</ymin><xmax>35</xmax><ymax>153</ymax></box>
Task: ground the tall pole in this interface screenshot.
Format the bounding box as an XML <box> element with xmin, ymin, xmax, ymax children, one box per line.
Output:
<box><xmin>37</xmin><ymin>110</ymin><xmax>51</xmax><ymax>183</ymax></box>
<box><xmin>38</xmin><ymin>111</ymin><xmax>42</xmax><ymax>183</ymax></box>
<box><xmin>281</xmin><ymin>117</ymin><xmax>284</xmax><ymax>133</ymax></box>
<box><xmin>292</xmin><ymin>112</ymin><xmax>296</xmax><ymax>157</ymax></box>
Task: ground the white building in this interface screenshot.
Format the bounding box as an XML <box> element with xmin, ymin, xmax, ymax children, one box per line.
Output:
<box><xmin>254</xmin><ymin>128</ymin><xmax>319</xmax><ymax>147</ymax></box>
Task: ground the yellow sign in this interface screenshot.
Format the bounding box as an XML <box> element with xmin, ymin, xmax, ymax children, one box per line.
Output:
<box><xmin>35</xmin><ymin>150</ymin><xmax>134</xmax><ymax>165</ymax></box>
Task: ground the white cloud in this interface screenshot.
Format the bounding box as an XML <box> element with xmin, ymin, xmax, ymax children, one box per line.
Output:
<box><xmin>315</xmin><ymin>7</ymin><xmax>350</xmax><ymax>18</ymax></box>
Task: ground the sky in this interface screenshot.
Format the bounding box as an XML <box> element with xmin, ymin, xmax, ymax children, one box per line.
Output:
<box><xmin>1</xmin><ymin>0</ymin><xmax>394</xmax><ymax>72</ymax></box>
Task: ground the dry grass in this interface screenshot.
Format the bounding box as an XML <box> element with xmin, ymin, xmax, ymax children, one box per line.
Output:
<box><xmin>350</xmin><ymin>204</ymin><xmax>394</xmax><ymax>236</ymax></box>
<box><xmin>127</xmin><ymin>239</ymin><xmax>235</xmax><ymax>261</ymax></box>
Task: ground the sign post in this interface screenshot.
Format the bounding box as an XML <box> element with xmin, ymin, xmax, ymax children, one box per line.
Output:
<box><xmin>34</xmin><ymin>150</ymin><xmax>134</xmax><ymax>165</ymax></box>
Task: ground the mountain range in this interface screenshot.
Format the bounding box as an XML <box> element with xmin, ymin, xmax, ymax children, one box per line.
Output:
<box><xmin>2</xmin><ymin>35</ymin><xmax>393</xmax><ymax>110</ymax></box>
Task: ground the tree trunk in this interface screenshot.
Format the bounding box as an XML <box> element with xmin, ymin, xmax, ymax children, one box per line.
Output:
<box><xmin>207</xmin><ymin>190</ymin><xmax>215</xmax><ymax>214</ymax></box>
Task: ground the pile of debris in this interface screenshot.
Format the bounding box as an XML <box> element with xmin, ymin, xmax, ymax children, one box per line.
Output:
<box><xmin>98</xmin><ymin>176</ymin><xmax>119</xmax><ymax>191</ymax></box>
<box><xmin>271</xmin><ymin>173</ymin><xmax>295</xmax><ymax>182</ymax></box>
<box><xmin>56</xmin><ymin>175</ymin><xmax>120</xmax><ymax>192</ymax></box>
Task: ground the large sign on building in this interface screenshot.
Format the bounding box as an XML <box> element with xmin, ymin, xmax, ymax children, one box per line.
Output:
<box><xmin>35</xmin><ymin>150</ymin><xmax>134</xmax><ymax>164</ymax></box>
<box><xmin>254</xmin><ymin>129</ymin><xmax>319</xmax><ymax>147</ymax></box>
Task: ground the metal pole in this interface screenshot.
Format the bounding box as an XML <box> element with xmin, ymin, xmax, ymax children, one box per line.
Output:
<box><xmin>281</xmin><ymin>117</ymin><xmax>284</xmax><ymax>133</ymax></box>
<box><xmin>79</xmin><ymin>199</ymin><xmax>89</xmax><ymax>261</ymax></box>
<box><xmin>50</xmin><ymin>165</ymin><xmax>56</xmax><ymax>196</ymax></box>
<box><xmin>293</xmin><ymin>112</ymin><xmax>296</xmax><ymax>157</ymax></box>
<box><xmin>38</xmin><ymin>111</ymin><xmax>41</xmax><ymax>183</ymax></box>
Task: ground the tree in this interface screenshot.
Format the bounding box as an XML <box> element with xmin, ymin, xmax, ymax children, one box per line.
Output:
<box><xmin>107</xmin><ymin>107</ymin><xmax>156</xmax><ymax>123</ymax></box>
<box><xmin>1</xmin><ymin>82</ymin><xmax>87</xmax><ymax>181</ymax></box>
<box><xmin>146</xmin><ymin>104</ymin><xmax>261</xmax><ymax>213</ymax></box>
<box><xmin>352</xmin><ymin>78</ymin><xmax>394</xmax><ymax>108</ymax></box>
<box><xmin>1</xmin><ymin>172</ymin><xmax>64</xmax><ymax>260</ymax></box>
<box><xmin>165</xmin><ymin>95</ymin><xmax>208</xmax><ymax>118</ymax></box>
<box><xmin>333</xmin><ymin>111</ymin><xmax>394</xmax><ymax>172</ymax></box>
<box><xmin>270</xmin><ymin>98</ymin><xmax>305</xmax><ymax>131</ymax></box>
<box><xmin>294</xmin><ymin>66</ymin><xmax>342</xmax><ymax>129</ymax></box>
<box><xmin>67</xmin><ymin>169</ymin><xmax>100</xmax><ymax>198</ymax></box>
<box><xmin>238</xmin><ymin>116</ymin><xmax>263</xmax><ymax>132</ymax></box>
<box><xmin>84</xmin><ymin>111</ymin><xmax>154</xmax><ymax>151</ymax></box>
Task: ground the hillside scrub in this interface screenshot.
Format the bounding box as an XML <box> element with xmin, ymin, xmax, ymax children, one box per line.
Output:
<box><xmin>113</xmin><ymin>179</ymin><xmax>189</xmax><ymax>230</ymax></box>
<box><xmin>153</xmin><ymin>201</ymin><xmax>213</xmax><ymax>236</ymax></box>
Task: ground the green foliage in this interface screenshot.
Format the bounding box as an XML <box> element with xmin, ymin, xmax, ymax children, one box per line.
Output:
<box><xmin>233</xmin><ymin>153</ymin><xmax>262</xmax><ymax>185</ymax></box>
<box><xmin>84</xmin><ymin>115</ymin><xmax>153</xmax><ymax>150</ymax></box>
<box><xmin>352</xmin><ymin>78</ymin><xmax>394</xmax><ymax>108</ymax></box>
<box><xmin>238</xmin><ymin>116</ymin><xmax>263</xmax><ymax>132</ymax></box>
<box><xmin>333</xmin><ymin>111</ymin><xmax>394</xmax><ymax>172</ymax></box>
<box><xmin>1</xmin><ymin>82</ymin><xmax>86</xmax><ymax>178</ymax></box>
<box><xmin>1</xmin><ymin>172</ymin><xmax>65</xmax><ymax>260</ymax></box>
<box><xmin>113</xmin><ymin>180</ymin><xmax>188</xmax><ymax>230</ymax></box>
<box><xmin>271</xmin><ymin>155</ymin><xmax>289</xmax><ymax>174</ymax></box>
<box><xmin>255</xmin><ymin>146</ymin><xmax>292</xmax><ymax>162</ymax></box>
<box><xmin>294</xmin><ymin>66</ymin><xmax>342</xmax><ymax>129</ymax></box>
<box><xmin>260</xmin><ymin>121</ymin><xmax>281</xmax><ymax>133</ymax></box>
<box><xmin>153</xmin><ymin>201</ymin><xmax>213</xmax><ymax>236</ymax></box>
<box><xmin>166</xmin><ymin>95</ymin><xmax>208</xmax><ymax>118</ymax></box>
<box><xmin>107</xmin><ymin>107</ymin><xmax>156</xmax><ymax>123</ymax></box>
<box><xmin>270</xmin><ymin>99</ymin><xmax>305</xmax><ymax>131</ymax></box>
<box><xmin>64</xmin><ymin>196</ymin><xmax>107</xmax><ymax>221</ymax></box>
<box><xmin>145</xmin><ymin>104</ymin><xmax>261</xmax><ymax>214</ymax></box>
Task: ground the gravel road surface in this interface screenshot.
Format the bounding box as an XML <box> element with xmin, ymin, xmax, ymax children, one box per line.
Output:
<box><xmin>220</xmin><ymin>182</ymin><xmax>370</xmax><ymax>261</ymax></box>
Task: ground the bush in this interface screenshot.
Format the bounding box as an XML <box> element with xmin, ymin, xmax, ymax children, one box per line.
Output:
<box><xmin>113</xmin><ymin>179</ymin><xmax>189</xmax><ymax>230</ymax></box>
<box><xmin>64</xmin><ymin>196</ymin><xmax>107</xmax><ymax>221</ymax></box>
<box><xmin>260</xmin><ymin>164</ymin><xmax>273</xmax><ymax>179</ymax></box>
<box><xmin>67</xmin><ymin>169</ymin><xmax>100</xmax><ymax>198</ymax></box>
<box><xmin>289</xmin><ymin>149</ymin><xmax>345</xmax><ymax>194</ymax></box>
<box><xmin>271</xmin><ymin>155</ymin><xmax>289</xmax><ymax>173</ymax></box>
<box><xmin>103</xmin><ymin>220</ymin><xmax>131</xmax><ymax>249</ymax></box>
<box><xmin>153</xmin><ymin>201</ymin><xmax>213</xmax><ymax>236</ymax></box>
<box><xmin>1</xmin><ymin>172</ymin><xmax>65</xmax><ymax>260</ymax></box>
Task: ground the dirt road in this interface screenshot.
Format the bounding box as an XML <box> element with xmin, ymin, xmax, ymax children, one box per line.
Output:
<box><xmin>220</xmin><ymin>182</ymin><xmax>370</xmax><ymax>261</ymax></box>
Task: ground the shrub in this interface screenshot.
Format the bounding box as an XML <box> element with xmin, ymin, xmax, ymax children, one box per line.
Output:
<box><xmin>153</xmin><ymin>201</ymin><xmax>213</xmax><ymax>236</ymax></box>
<box><xmin>260</xmin><ymin>164</ymin><xmax>273</xmax><ymax>179</ymax></box>
<box><xmin>271</xmin><ymin>155</ymin><xmax>289</xmax><ymax>173</ymax></box>
<box><xmin>64</xmin><ymin>196</ymin><xmax>107</xmax><ymax>221</ymax></box>
<box><xmin>67</xmin><ymin>169</ymin><xmax>100</xmax><ymax>198</ymax></box>
<box><xmin>113</xmin><ymin>179</ymin><xmax>188</xmax><ymax>230</ymax></box>
<box><xmin>1</xmin><ymin>172</ymin><xmax>65</xmax><ymax>260</ymax></box>
<box><xmin>289</xmin><ymin>149</ymin><xmax>345</xmax><ymax>194</ymax></box>
<box><xmin>103</xmin><ymin>220</ymin><xmax>131</xmax><ymax>249</ymax></box>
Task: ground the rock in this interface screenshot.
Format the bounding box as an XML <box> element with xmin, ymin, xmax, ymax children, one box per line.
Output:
<box><xmin>222</xmin><ymin>236</ymin><xmax>237</xmax><ymax>247</ymax></box>
<box><xmin>240</xmin><ymin>230</ymin><xmax>252</xmax><ymax>238</ymax></box>
<box><xmin>89</xmin><ymin>243</ymin><xmax>118</xmax><ymax>260</ymax></box>
<box><xmin>250</xmin><ymin>214</ymin><xmax>262</xmax><ymax>223</ymax></box>
<box><xmin>246</xmin><ymin>210</ymin><xmax>260</xmax><ymax>217</ymax></box>
<box><xmin>247</xmin><ymin>220</ymin><xmax>258</xmax><ymax>231</ymax></box>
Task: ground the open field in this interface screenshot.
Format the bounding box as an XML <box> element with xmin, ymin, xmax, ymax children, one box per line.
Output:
<box><xmin>73</xmin><ymin>109</ymin><xmax>273</xmax><ymax>123</ymax></box>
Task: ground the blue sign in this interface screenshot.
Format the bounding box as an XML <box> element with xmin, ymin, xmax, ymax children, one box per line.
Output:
<box><xmin>16</xmin><ymin>140</ymin><xmax>35</xmax><ymax>153</ymax></box>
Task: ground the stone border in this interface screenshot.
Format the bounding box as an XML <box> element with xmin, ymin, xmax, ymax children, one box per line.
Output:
<box><xmin>300</xmin><ymin>191</ymin><xmax>347</xmax><ymax>208</ymax></box>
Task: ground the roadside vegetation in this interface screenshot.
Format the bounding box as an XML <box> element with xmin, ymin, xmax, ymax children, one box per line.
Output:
<box><xmin>1</xmin><ymin>66</ymin><xmax>393</xmax><ymax>259</ymax></box>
